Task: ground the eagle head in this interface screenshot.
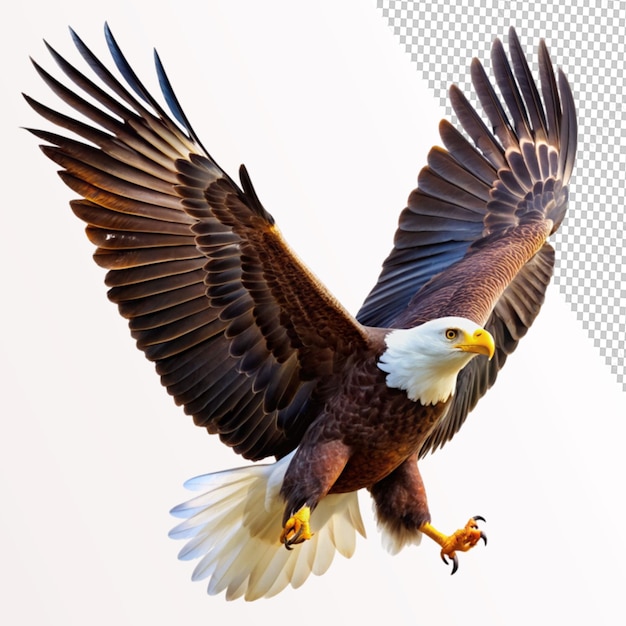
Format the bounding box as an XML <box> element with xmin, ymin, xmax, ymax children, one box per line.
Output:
<box><xmin>378</xmin><ymin>317</ymin><xmax>495</xmax><ymax>406</ymax></box>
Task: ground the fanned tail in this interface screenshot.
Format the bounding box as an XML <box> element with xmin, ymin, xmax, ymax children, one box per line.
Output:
<box><xmin>169</xmin><ymin>452</ymin><xmax>366</xmax><ymax>601</ymax></box>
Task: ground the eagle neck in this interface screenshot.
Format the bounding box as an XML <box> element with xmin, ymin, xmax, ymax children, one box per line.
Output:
<box><xmin>377</xmin><ymin>327</ymin><xmax>467</xmax><ymax>406</ymax></box>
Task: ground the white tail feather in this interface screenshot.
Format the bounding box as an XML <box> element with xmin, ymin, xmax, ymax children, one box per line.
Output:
<box><xmin>169</xmin><ymin>452</ymin><xmax>366</xmax><ymax>601</ymax></box>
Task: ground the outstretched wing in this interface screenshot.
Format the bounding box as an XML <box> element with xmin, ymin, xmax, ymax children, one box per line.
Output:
<box><xmin>26</xmin><ymin>25</ymin><xmax>369</xmax><ymax>461</ymax></box>
<box><xmin>356</xmin><ymin>29</ymin><xmax>577</xmax><ymax>455</ymax></box>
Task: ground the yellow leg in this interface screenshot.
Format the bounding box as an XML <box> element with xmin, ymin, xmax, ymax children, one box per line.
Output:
<box><xmin>280</xmin><ymin>505</ymin><xmax>313</xmax><ymax>549</ymax></box>
<box><xmin>419</xmin><ymin>516</ymin><xmax>487</xmax><ymax>574</ymax></box>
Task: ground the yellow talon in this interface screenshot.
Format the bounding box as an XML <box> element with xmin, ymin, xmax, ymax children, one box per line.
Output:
<box><xmin>280</xmin><ymin>505</ymin><xmax>313</xmax><ymax>549</ymax></box>
<box><xmin>419</xmin><ymin>516</ymin><xmax>487</xmax><ymax>574</ymax></box>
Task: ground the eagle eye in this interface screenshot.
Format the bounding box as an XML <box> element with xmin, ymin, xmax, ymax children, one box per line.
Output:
<box><xmin>445</xmin><ymin>328</ymin><xmax>458</xmax><ymax>340</ymax></box>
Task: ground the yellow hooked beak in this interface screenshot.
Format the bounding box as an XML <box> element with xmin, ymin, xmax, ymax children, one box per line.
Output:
<box><xmin>456</xmin><ymin>328</ymin><xmax>495</xmax><ymax>360</ymax></box>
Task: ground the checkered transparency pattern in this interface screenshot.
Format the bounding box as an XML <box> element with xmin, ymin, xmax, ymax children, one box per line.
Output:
<box><xmin>377</xmin><ymin>0</ymin><xmax>626</xmax><ymax>391</ymax></box>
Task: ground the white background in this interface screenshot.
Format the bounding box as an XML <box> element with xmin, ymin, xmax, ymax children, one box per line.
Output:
<box><xmin>3</xmin><ymin>1</ymin><xmax>625</xmax><ymax>624</ymax></box>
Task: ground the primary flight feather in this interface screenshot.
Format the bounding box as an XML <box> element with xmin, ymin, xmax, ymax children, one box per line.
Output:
<box><xmin>26</xmin><ymin>24</ymin><xmax>576</xmax><ymax>600</ymax></box>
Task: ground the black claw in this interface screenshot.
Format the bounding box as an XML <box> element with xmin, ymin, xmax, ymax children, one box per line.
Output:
<box><xmin>472</xmin><ymin>515</ymin><xmax>486</xmax><ymax>523</ymax></box>
<box><xmin>450</xmin><ymin>554</ymin><xmax>459</xmax><ymax>575</ymax></box>
<box><xmin>441</xmin><ymin>552</ymin><xmax>459</xmax><ymax>575</ymax></box>
<box><xmin>480</xmin><ymin>531</ymin><xmax>488</xmax><ymax>546</ymax></box>
<box><xmin>282</xmin><ymin>524</ymin><xmax>304</xmax><ymax>550</ymax></box>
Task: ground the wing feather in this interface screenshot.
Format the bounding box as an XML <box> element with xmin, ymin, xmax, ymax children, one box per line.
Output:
<box><xmin>28</xmin><ymin>25</ymin><xmax>576</xmax><ymax>466</ymax></box>
<box><xmin>27</xmin><ymin>25</ymin><xmax>369</xmax><ymax>461</ymax></box>
<box><xmin>357</xmin><ymin>30</ymin><xmax>576</xmax><ymax>454</ymax></box>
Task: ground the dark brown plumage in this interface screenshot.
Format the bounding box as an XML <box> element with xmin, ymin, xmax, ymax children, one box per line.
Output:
<box><xmin>26</xmin><ymin>25</ymin><xmax>576</xmax><ymax>599</ymax></box>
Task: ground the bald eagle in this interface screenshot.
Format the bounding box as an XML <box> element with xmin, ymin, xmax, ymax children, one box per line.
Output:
<box><xmin>26</xmin><ymin>25</ymin><xmax>576</xmax><ymax>600</ymax></box>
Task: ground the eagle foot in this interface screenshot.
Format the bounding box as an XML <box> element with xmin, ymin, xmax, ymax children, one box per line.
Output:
<box><xmin>420</xmin><ymin>515</ymin><xmax>487</xmax><ymax>575</ymax></box>
<box><xmin>280</xmin><ymin>505</ymin><xmax>313</xmax><ymax>550</ymax></box>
